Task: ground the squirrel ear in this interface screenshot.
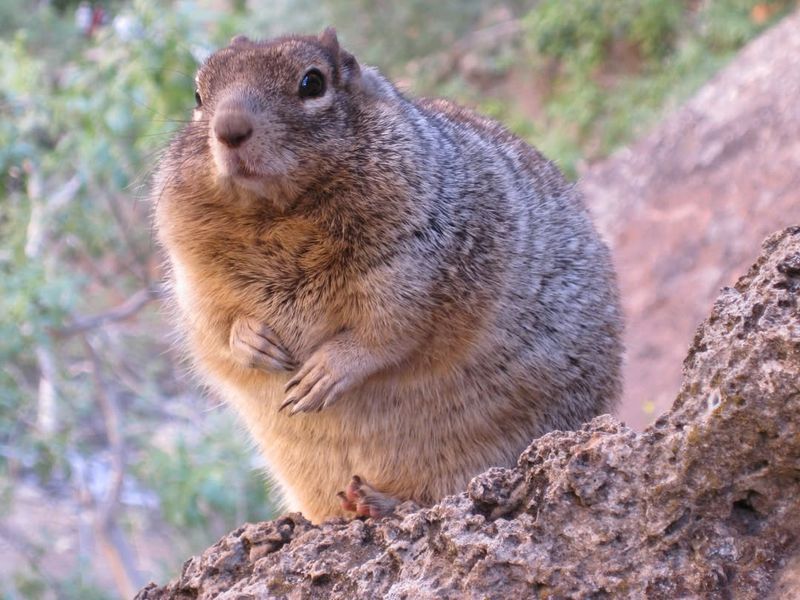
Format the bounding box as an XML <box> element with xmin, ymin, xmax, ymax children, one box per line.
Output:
<box><xmin>319</xmin><ymin>26</ymin><xmax>361</xmax><ymax>86</ymax></box>
<box><xmin>318</xmin><ymin>27</ymin><xmax>340</xmax><ymax>54</ymax></box>
<box><xmin>230</xmin><ymin>34</ymin><xmax>250</xmax><ymax>46</ymax></box>
<box><xmin>340</xmin><ymin>49</ymin><xmax>361</xmax><ymax>84</ymax></box>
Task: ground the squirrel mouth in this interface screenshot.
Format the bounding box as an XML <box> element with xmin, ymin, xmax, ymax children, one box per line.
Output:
<box><xmin>234</xmin><ymin>161</ymin><xmax>260</xmax><ymax>179</ymax></box>
<box><xmin>211</xmin><ymin>141</ymin><xmax>262</xmax><ymax>180</ymax></box>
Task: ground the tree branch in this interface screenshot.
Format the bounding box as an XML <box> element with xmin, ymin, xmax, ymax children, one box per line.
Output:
<box><xmin>53</xmin><ymin>285</ymin><xmax>162</xmax><ymax>338</ymax></box>
<box><xmin>83</xmin><ymin>335</ymin><xmax>145</xmax><ymax>597</ymax></box>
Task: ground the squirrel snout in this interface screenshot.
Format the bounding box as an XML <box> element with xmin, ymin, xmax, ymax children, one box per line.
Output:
<box><xmin>213</xmin><ymin>111</ymin><xmax>254</xmax><ymax>148</ymax></box>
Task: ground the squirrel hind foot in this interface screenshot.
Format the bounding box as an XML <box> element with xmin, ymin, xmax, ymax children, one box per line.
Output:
<box><xmin>337</xmin><ymin>475</ymin><xmax>399</xmax><ymax>519</ymax></box>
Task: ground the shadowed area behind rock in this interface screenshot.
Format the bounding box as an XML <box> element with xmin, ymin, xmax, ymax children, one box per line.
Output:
<box><xmin>136</xmin><ymin>226</ymin><xmax>800</xmax><ymax>599</ymax></box>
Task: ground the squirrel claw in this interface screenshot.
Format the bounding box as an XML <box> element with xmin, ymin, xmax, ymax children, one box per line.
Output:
<box><xmin>230</xmin><ymin>316</ymin><xmax>297</xmax><ymax>373</ymax></box>
<box><xmin>281</xmin><ymin>349</ymin><xmax>347</xmax><ymax>414</ymax></box>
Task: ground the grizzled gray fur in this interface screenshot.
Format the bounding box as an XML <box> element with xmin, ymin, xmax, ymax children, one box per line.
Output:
<box><xmin>152</xmin><ymin>27</ymin><xmax>623</xmax><ymax>522</ymax></box>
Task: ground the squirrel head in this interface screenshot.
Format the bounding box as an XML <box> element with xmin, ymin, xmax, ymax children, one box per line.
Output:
<box><xmin>191</xmin><ymin>27</ymin><xmax>364</xmax><ymax>208</ymax></box>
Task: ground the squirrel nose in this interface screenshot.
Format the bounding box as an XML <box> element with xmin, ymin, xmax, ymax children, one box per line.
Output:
<box><xmin>214</xmin><ymin>112</ymin><xmax>254</xmax><ymax>148</ymax></box>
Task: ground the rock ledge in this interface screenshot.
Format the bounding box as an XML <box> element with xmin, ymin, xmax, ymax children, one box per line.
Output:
<box><xmin>138</xmin><ymin>227</ymin><xmax>800</xmax><ymax>599</ymax></box>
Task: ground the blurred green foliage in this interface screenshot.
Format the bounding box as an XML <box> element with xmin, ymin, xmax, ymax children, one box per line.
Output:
<box><xmin>0</xmin><ymin>0</ymin><xmax>792</xmax><ymax>597</ymax></box>
<box><xmin>515</xmin><ymin>0</ymin><xmax>794</xmax><ymax>175</ymax></box>
<box><xmin>134</xmin><ymin>414</ymin><xmax>274</xmax><ymax>545</ymax></box>
<box><xmin>0</xmin><ymin>1</ymin><xmax>275</xmax><ymax>596</ymax></box>
<box><xmin>529</xmin><ymin>0</ymin><xmax>682</xmax><ymax>64</ymax></box>
<box><xmin>10</xmin><ymin>566</ymin><xmax>114</xmax><ymax>600</ymax></box>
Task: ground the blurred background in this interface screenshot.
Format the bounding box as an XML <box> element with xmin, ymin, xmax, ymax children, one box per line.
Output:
<box><xmin>1</xmin><ymin>0</ymin><xmax>797</xmax><ymax>597</ymax></box>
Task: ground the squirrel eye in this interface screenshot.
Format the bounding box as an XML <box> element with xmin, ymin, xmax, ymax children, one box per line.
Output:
<box><xmin>299</xmin><ymin>69</ymin><xmax>325</xmax><ymax>99</ymax></box>
<box><xmin>194</xmin><ymin>90</ymin><xmax>202</xmax><ymax>108</ymax></box>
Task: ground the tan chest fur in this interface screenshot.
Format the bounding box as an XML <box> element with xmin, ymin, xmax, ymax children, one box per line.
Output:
<box><xmin>162</xmin><ymin>214</ymin><xmax>466</xmax><ymax>520</ymax></box>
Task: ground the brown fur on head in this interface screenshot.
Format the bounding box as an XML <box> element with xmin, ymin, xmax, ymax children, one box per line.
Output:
<box><xmin>193</xmin><ymin>28</ymin><xmax>363</xmax><ymax>209</ymax></box>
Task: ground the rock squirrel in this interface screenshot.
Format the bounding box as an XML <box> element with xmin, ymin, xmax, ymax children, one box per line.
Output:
<box><xmin>152</xmin><ymin>28</ymin><xmax>623</xmax><ymax>523</ymax></box>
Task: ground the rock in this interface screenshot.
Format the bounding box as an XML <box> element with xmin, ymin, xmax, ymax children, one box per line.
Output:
<box><xmin>580</xmin><ymin>11</ymin><xmax>800</xmax><ymax>428</ymax></box>
<box><xmin>136</xmin><ymin>226</ymin><xmax>800</xmax><ymax>599</ymax></box>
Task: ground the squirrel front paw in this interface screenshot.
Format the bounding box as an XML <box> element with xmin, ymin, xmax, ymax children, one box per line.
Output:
<box><xmin>280</xmin><ymin>346</ymin><xmax>350</xmax><ymax>414</ymax></box>
<box><xmin>229</xmin><ymin>316</ymin><xmax>298</xmax><ymax>373</ymax></box>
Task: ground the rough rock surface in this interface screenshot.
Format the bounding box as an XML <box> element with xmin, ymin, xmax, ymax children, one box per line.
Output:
<box><xmin>580</xmin><ymin>11</ymin><xmax>800</xmax><ymax>428</ymax></box>
<box><xmin>137</xmin><ymin>226</ymin><xmax>800</xmax><ymax>599</ymax></box>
